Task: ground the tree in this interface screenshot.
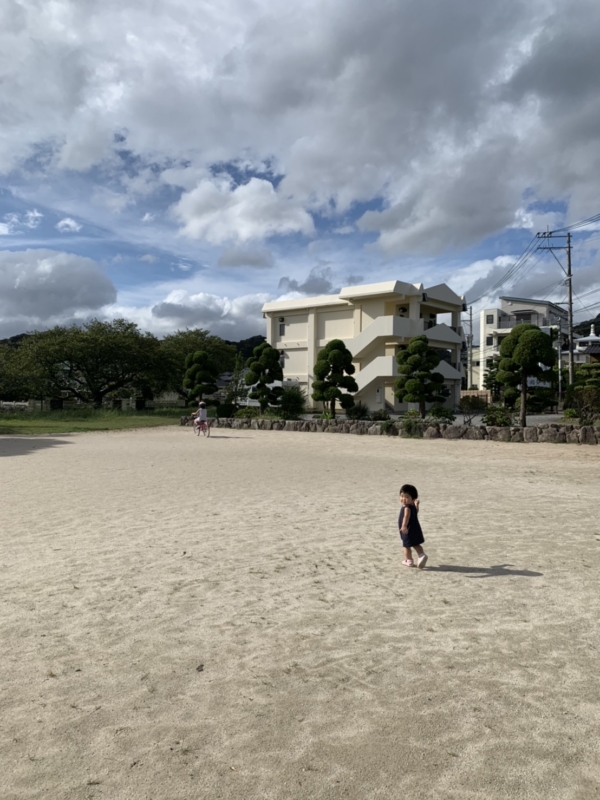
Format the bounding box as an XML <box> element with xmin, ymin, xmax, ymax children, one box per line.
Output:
<box><xmin>223</xmin><ymin>353</ymin><xmax>248</xmax><ymax>410</ymax></box>
<box><xmin>182</xmin><ymin>350</ymin><xmax>220</xmax><ymax>405</ymax></box>
<box><xmin>160</xmin><ymin>329</ymin><xmax>236</xmax><ymax>402</ymax></box>
<box><xmin>497</xmin><ymin>324</ymin><xmax>556</xmax><ymax>428</ymax></box>
<box><xmin>245</xmin><ymin>342</ymin><xmax>283</xmax><ymax>413</ymax></box>
<box><xmin>15</xmin><ymin>319</ymin><xmax>164</xmax><ymax>407</ymax></box>
<box><xmin>0</xmin><ymin>343</ymin><xmax>34</xmax><ymax>400</ymax></box>
<box><xmin>567</xmin><ymin>362</ymin><xmax>600</xmax><ymax>424</ymax></box>
<box><xmin>483</xmin><ymin>355</ymin><xmax>503</xmax><ymax>402</ymax></box>
<box><xmin>394</xmin><ymin>335</ymin><xmax>449</xmax><ymax>418</ymax></box>
<box><xmin>225</xmin><ymin>334</ymin><xmax>266</xmax><ymax>361</ymax></box>
<box><xmin>311</xmin><ymin>339</ymin><xmax>358</xmax><ymax>418</ymax></box>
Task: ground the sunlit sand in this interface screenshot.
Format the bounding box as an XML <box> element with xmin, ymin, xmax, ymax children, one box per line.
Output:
<box><xmin>2</xmin><ymin>428</ymin><xmax>599</xmax><ymax>799</ymax></box>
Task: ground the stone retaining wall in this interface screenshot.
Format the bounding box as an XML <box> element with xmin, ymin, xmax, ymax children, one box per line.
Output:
<box><xmin>179</xmin><ymin>416</ymin><xmax>600</xmax><ymax>445</ymax></box>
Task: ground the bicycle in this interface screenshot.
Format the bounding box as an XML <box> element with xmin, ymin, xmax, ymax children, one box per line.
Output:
<box><xmin>194</xmin><ymin>419</ymin><xmax>210</xmax><ymax>437</ymax></box>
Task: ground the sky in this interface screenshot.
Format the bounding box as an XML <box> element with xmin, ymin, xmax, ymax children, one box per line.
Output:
<box><xmin>2</xmin><ymin>0</ymin><xmax>600</xmax><ymax>341</ymax></box>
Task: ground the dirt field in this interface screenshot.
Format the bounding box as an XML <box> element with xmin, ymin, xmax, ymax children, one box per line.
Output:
<box><xmin>1</xmin><ymin>428</ymin><xmax>599</xmax><ymax>800</ymax></box>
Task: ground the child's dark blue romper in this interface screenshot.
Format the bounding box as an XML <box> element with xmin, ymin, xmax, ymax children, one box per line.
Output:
<box><xmin>399</xmin><ymin>503</ymin><xmax>424</xmax><ymax>548</ymax></box>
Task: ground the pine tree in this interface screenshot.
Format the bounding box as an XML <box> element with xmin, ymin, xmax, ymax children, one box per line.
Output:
<box><xmin>311</xmin><ymin>339</ymin><xmax>358</xmax><ymax>418</ymax></box>
<box><xmin>394</xmin><ymin>335</ymin><xmax>449</xmax><ymax>418</ymax></box>
<box><xmin>497</xmin><ymin>324</ymin><xmax>556</xmax><ymax>427</ymax></box>
<box><xmin>182</xmin><ymin>350</ymin><xmax>220</xmax><ymax>405</ymax></box>
<box><xmin>245</xmin><ymin>342</ymin><xmax>283</xmax><ymax>413</ymax></box>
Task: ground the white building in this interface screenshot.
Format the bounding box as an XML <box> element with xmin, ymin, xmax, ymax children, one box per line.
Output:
<box><xmin>479</xmin><ymin>296</ymin><xmax>569</xmax><ymax>388</ymax></box>
<box><xmin>262</xmin><ymin>280</ymin><xmax>465</xmax><ymax>414</ymax></box>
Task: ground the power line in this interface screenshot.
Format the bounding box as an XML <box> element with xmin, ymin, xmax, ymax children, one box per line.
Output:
<box><xmin>553</xmin><ymin>212</ymin><xmax>600</xmax><ymax>233</ymax></box>
<box><xmin>466</xmin><ymin>235</ymin><xmax>539</xmax><ymax>306</ymax></box>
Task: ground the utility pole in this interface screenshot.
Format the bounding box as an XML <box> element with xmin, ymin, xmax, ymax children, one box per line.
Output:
<box><xmin>536</xmin><ymin>231</ymin><xmax>574</xmax><ymax>385</ymax></box>
<box><xmin>551</xmin><ymin>315</ymin><xmax>563</xmax><ymax>407</ymax></box>
<box><xmin>566</xmin><ymin>232</ymin><xmax>574</xmax><ymax>385</ymax></box>
<box><xmin>468</xmin><ymin>305</ymin><xmax>473</xmax><ymax>389</ymax></box>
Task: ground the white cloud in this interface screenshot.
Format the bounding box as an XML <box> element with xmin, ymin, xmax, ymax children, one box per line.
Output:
<box><xmin>149</xmin><ymin>289</ymin><xmax>269</xmax><ymax>338</ymax></box>
<box><xmin>217</xmin><ymin>247</ymin><xmax>274</xmax><ymax>268</ymax></box>
<box><xmin>24</xmin><ymin>209</ymin><xmax>43</xmax><ymax>228</ymax></box>
<box><xmin>0</xmin><ymin>0</ymin><xmax>600</xmax><ymax>257</ymax></box>
<box><xmin>140</xmin><ymin>253</ymin><xmax>157</xmax><ymax>263</ymax></box>
<box><xmin>0</xmin><ymin>250</ymin><xmax>117</xmax><ymax>330</ymax></box>
<box><xmin>141</xmin><ymin>212</ymin><xmax>155</xmax><ymax>223</ymax></box>
<box><xmin>56</xmin><ymin>217</ymin><xmax>82</xmax><ymax>233</ymax></box>
<box><xmin>1</xmin><ymin>209</ymin><xmax>43</xmax><ymax>235</ymax></box>
<box><xmin>278</xmin><ymin>265</ymin><xmax>340</xmax><ymax>296</ymax></box>
<box><xmin>172</xmin><ymin>177</ymin><xmax>314</xmax><ymax>243</ymax></box>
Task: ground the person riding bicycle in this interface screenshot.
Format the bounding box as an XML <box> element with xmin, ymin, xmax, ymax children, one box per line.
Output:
<box><xmin>193</xmin><ymin>401</ymin><xmax>208</xmax><ymax>433</ymax></box>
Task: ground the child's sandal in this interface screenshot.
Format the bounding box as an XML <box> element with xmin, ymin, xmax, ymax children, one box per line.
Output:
<box><xmin>402</xmin><ymin>559</ymin><xmax>415</xmax><ymax>567</ymax></box>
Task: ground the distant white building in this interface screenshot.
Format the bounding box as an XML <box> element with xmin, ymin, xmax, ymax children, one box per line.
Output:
<box><xmin>262</xmin><ymin>280</ymin><xmax>465</xmax><ymax>413</ymax></box>
<box><xmin>478</xmin><ymin>296</ymin><xmax>569</xmax><ymax>389</ymax></box>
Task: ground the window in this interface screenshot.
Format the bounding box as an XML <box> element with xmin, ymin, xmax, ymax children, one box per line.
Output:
<box><xmin>486</xmin><ymin>336</ymin><xmax>493</xmax><ymax>346</ymax></box>
<box><xmin>486</xmin><ymin>314</ymin><xmax>494</xmax><ymax>324</ymax></box>
<box><xmin>279</xmin><ymin>323</ymin><xmax>285</xmax><ymax>335</ymax></box>
<box><xmin>279</xmin><ymin>353</ymin><xmax>285</xmax><ymax>368</ymax></box>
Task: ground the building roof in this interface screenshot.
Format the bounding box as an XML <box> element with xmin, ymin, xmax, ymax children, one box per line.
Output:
<box><xmin>338</xmin><ymin>280</ymin><xmax>422</xmax><ymax>300</ymax></box>
<box><xmin>499</xmin><ymin>296</ymin><xmax>567</xmax><ymax>316</ymax></box>
<box><xmin>262</xmin><ymin>280</ymin><xmax>464</xmax><ymax>314</ymax></box>
<box><xmin>584</xmin><ymin>343</ymin><xmax>600</xmax><ymax>355</ymax></box>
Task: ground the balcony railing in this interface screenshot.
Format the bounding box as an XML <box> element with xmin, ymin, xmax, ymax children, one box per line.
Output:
<box><xmin>496</xmin><ymin>315</ymin><xmax>551</xmax><ymax>329</ymax></box>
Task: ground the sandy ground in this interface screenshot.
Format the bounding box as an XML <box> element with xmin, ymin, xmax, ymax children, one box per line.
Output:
<box><xmin>1</xmin><ymin>428</ymin><xmax>600</xmax><ymax>800</ymax></box>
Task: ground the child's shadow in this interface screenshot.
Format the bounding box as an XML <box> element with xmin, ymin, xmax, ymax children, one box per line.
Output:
<box><xmin>426</xmin><ymin>563</ymin><xmax>543</xmax><ymax>579</ymax></box>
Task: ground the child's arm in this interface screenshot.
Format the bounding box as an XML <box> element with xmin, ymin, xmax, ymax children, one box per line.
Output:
<box><xmin>400</xmin><ymin>506</ymin><xmax>410</xmax><ymax>534</ymax></box>
<box><xmin>415</xmin><ymin>499</ymin><xmax>420</xmax><ymax>512</ymax></box>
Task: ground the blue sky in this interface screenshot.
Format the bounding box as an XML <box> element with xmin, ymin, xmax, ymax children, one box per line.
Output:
<box><xmin>1</xmin><ymin>0</ymin><xmax>600</xmax><ymax>340</ymax></box>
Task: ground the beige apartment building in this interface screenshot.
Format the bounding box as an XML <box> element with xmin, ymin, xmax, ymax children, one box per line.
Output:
<box><xmin>262</xmin><ymin>280</ymin><xmax>465</xmax><ymax>413</ymax></box>
<box><xmin>478</xmin><ymin>296</ymin><xmax>569</xmax><ymax>389</ymax></box>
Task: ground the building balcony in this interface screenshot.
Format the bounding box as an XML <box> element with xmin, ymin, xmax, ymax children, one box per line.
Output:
<box><xmin>345</xmin><ymin>315</ymin><xmax>463</xmax><ymax>358</ymax></box>
<box><xmin>494</xmin><ymin>314</ymin><xmax>558</xmax><ymax>330</ymax></box>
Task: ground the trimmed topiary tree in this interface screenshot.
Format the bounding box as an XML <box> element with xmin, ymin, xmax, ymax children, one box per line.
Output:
<box><xmin>245</xmin><ymin>341</ymin><xmax>283</xmax><ymax>414</ymax></box>
<box><xmin>394</xmin><ymin>335</ymin><xmax>449</xmax><ymax>418</ymax></box>
<box><xmin>182</xmin><ymin>350</ymin><xmax>220</xmax><ymax>405</ymax></box>
<box><xmin>311</xmin><ymin>339</ymin><xmax>358</xmax><ymax>419</ymax></box>
<box><xmin>497</xmin><ymin>324</ymin><xmax>556</xmax><ymax>428</ymax></box>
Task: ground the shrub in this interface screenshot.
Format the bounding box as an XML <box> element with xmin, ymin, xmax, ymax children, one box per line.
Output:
<box><xmin>234</xmin><ymin>407</ymin><xmax>260</xmax><ymax>418</ymax></box>
<box><xmin>345</xmin><ymin>401</ymin><xmax>371</xmax><ymax>420</ymax></box>
<box><xmin>400</xmin><ymin>417</ymin><xmax>423</xmax><ymax>438</ymax></box>
<box><xmin>280</xmin><ymin>385</ymin><xmax>307</xmax><ymax>420</ymax></box>
<box><xmin>215</xmin><ymin>402</ymin><xmax>236</xmax><ymax>418</ymax></box>
<box><xmin>563</xmin><ymin>408</ymin><xmax>578</xmax><ymax>420</ymax></box>
<box><xmin>457</xmin><ymin>395</ymin><xmax>488</xmax><ymax>426</ymax></box>
<box><xmin>379</xmin><ymin>420</ymin><xmax>397</xmax><ymax>435</ymax></box>
<box><xmin>263</xmin><ymin>408</ymin><xmax>284</xmax><ymax>419</ymax></box>
<box><xmin>482</xmin><ymin>404</ymin><xmax>515</xmax><ymax>427</ymax></box>
<box><xmin>402</xmin><ymin>409</ymin><xmax>421</xmax><ymax>419</ymax></box>
<box><xmin>427</xmin><ymin>404</ymin><xmax>456</xmax><ymax>423</ymax></box>
<box><xmin>371</xmin><ymin>409</ymin><xmax>390</xmax><ymax>421</ymax></box>
<box><xmin>572</xmin><ymin>386</ymin><xmax>600</xmax><ymax>426</ymax></box>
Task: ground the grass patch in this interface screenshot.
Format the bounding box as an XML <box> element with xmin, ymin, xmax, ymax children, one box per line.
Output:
<box><xmin>0</xmin><ymin>408</ymin><xmax>183</xmax><ymax>436</ymax></box>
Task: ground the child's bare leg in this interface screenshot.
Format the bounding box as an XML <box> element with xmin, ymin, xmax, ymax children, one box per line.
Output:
<box><xmin>414</xmin><ymin>544</ymin><xmax>428</xmax><ymax>569</ymax></box>
<box><xmin>403</xmin><ymin>547</ymin><xmax>413</xmax><ymax>562</ymax></box>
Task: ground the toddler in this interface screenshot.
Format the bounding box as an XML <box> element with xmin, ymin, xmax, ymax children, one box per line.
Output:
<box><xmin>398</xmin><ymin>484</ymin><xmax>427</xmax><ymax>569</ymax></box>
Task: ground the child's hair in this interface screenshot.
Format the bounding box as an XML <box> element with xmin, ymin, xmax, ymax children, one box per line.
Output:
<box><xmin>399</xmin><ymin>484</ymin><xmax>418</xmax><ymax>500</ymax></box>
